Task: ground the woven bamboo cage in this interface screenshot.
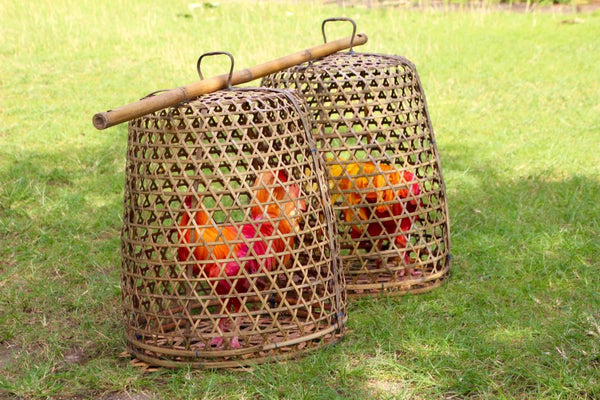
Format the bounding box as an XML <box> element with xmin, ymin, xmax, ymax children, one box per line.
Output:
<box><xmin>262</xmin><ymin>19</ymin><xmax>451</xmax><ymax>296</ymax></box>
<box><xmin>121</xmin><ymin>53</ymin><xmax>346</xmax><ymax>369</ymax></box>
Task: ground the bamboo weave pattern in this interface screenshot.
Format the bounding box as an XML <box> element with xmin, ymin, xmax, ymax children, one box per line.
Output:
<box><xmin>263</xmin><ymin>52</ymin><xmax>451</xmax><ymax>296</ymax></box>
<box><xmin>121</xmin><ymin>88</ymin><xmax>345</xmax><ymax>368</ymax></box>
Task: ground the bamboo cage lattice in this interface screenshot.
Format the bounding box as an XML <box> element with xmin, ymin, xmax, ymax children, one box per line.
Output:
<box><xmin>121</xmin><ymin>58</ymin><xmax>346</xmax><ymax>368</ymax></box>
<box><xmin>262</xmin><ymin>20</ymin><xmax>451</xmax><ymax>296</ymax></box>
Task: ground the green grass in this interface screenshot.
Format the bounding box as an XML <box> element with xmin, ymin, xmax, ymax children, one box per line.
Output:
<box><xmin>1</xmin><ymin>0</ymin><xmax>600</xmax><ymax>398</ymax></box>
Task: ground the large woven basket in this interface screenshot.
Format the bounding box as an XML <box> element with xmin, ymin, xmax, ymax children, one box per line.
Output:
<box><xmin>262</xmin><ymin>20</ymin><xmax>451</xmax><ymax>296</ymax></box>
<box><xmin>121</xmin><ymin>54</ymin><xmax>346</xmax><ymax>368</ymax></box>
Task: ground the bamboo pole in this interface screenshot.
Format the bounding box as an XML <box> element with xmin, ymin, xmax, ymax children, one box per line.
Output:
<box><xmin>92</xmin><ymin>33</ymin><xmax>367</xmax><ymax>130</ymax></box>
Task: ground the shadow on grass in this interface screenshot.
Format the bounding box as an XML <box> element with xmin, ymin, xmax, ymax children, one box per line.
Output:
<box><xmin>0</xmin><ymin>136</ymin><xmax>128</xmax><ymax>397</ymax></box>
<box><xmin>342</xmin><ymin>149</ymin><xmax>600</xmax><ymax>397</ymax></box>
<box><xmin>2</xmin><ymin>136</ymin><xmax>599</xmax><ymax>398</ymax></box>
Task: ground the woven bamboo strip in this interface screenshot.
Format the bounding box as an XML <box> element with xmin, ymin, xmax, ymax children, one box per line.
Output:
<box><xmin>345</xmin><ymin>265</ymin><xmax>449</xmax><ymax>292</ymax></box>
<box><xmin>127</xmin><ymin>319</ymin><xmax>344</xmax><ymax>358</ymax></box>
<box><xmin>128</xmin><ymin>329</ymin><xmax>344</xmax><ymax>369</ymax></box>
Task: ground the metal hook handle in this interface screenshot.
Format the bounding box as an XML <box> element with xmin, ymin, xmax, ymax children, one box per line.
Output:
<box><xmin>196</xmin><ymin>51</ymin><xmax>235</xmax><ymax>89</ymax></box>
<box><xmin>140</xmin><ymin>89</ymin><xmax>169</xmax><ymax>100</ymax></box>
<box><xmin>321</xmin><ymin>17</ymin><xmax>357</xmax><ymax>53</ymax></box>
<box><xmin>139</xmin><ymin>89</ymin><xmax>179</xmax><ymax>122</ymax></box>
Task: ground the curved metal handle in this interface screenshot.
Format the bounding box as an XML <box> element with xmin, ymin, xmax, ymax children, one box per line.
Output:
<box><xmin>322</xmin><ymin>17</ymin><xmax>357</xmax><ymax>53</ymax></box>
<box><xmin>196</xmin><ymin>51</ymin><xmax>235</xmax><ymax>89</ymax></box>
<box><xmin>140</xmin><ymin>89</ymin><xmax>169</xmax><ymax>100</ymax></box>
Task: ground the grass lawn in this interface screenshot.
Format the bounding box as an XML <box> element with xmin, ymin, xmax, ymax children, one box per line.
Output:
<box><xmin>1</xmin><ymin>0</ymin><xmax>599</xmax><ymax>398</ymax></box>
